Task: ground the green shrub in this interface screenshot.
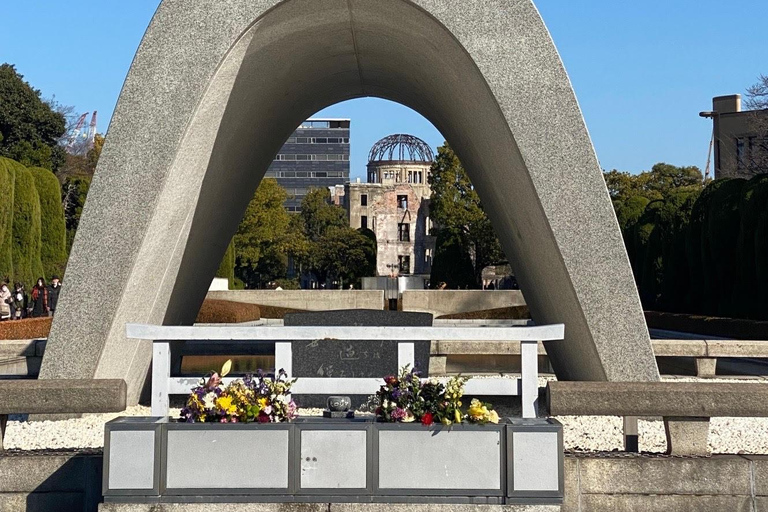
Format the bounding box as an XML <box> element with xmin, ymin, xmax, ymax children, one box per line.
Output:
<box><xmin>216</xmin><ymin>239</ymin><xmax>235</xmax><ymax>288</ymax></box>
<box><xmin>0</xmin><ymin>158</ymin><xmax>16</xmax><ymax>280</ymax></box>
<box><xmin>702</xmin><ymin>178</ymin><xmax>746</xmax><ymax>317</ymax></box>
<box><xmin>11</xmin><ymin>163</ymin><xmax>44</xmax><ymax>287</ymax></box>
<box><xmin>29</xmin><ymin>167</ymin><xmax>67</xmax><ymax>279</ymax></box>
<box><xmin>735</xmin><ymin>175</ymin><xmax>768</xmax><ymax>319</ymax></box>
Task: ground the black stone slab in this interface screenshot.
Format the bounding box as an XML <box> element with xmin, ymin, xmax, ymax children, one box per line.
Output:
<box><xmin>284</xmin><ymin>309</ymin><xmax>433</xmax><ymax>407</ymax></box>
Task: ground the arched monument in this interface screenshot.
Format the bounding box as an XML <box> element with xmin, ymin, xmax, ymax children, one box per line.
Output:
<box><xmin>39</xmin><ymin>0</ymin><xmax>659</xmax><ymax>403</ymax></box>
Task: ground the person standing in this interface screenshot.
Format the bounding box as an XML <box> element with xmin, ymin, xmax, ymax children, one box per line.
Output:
<box><xmin>31</xmin><ymin>278</ymin><xmax>49</xmax><ymax>317</ymax></box>
<box><xmin>12</xmin><ymin>283</ymin><xmax>27</xmax><ymax>320</ymax></box>
<box><xmin>0</xmin><ymin>281</ymin><xmax>11</xmax><ymax>321</ymax></box>
<box><xmin>48</xmin><ymin>275</ymin><xmax>62</xmax><ymax>316</ymax></box>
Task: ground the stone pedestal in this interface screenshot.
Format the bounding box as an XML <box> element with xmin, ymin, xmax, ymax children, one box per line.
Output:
<box><xmin>664</xmin><ymin>417</ymin><xmax>711</xmax><ymax>456</ymax></box>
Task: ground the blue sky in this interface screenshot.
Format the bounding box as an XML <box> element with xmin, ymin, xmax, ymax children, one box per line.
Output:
<box><xmin>1</xmin><ymin>1</ymin><xmax>765</xmax><ymax>180</ymax></box>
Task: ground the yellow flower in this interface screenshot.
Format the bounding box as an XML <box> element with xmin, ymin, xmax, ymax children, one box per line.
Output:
<box><xmin>258</xmin><ymin>397</ymin><xmax>269</xmax><ymax>408</ymax></box>
<box><xmin>489</xmin><ymin>410</ymin><xmax>500</xmax><ymax>424</ymax></box>
<box><xmin>216</xmin><ymin>395</ymin><xmax>237</xmax><ymax>414</ymax></box>
<box><xmin>468</xmin><ymin>399</ymin><xmax>485</xmax><ymax>419</ymax></box>
<box><xmin>454</xmin><ymin>409</ymin><xmax>463</xmax><ymax>424</ymax></box>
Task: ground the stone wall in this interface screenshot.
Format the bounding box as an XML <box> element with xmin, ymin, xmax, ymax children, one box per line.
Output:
<box><xmin>401</xmin><ymin>290</ymin><xmax>526</xmax><ymax>318</ymax></box>
<box><xmin>3</xmin><ymin>452</ymin><xmax>767</xmax><ymax>511</ymax></box>
<box><xmin>205</xmin><ymin>290</ymin><xmax>385</xmax><ymax>312</ymax></box>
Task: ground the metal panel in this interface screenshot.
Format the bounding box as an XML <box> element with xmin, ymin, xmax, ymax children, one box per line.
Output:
<box><xmin>377</xmin><ymin>428</ymin><xmax>501</xmax><ymax>490</ymax></box>
<box><xmin>512</xmin><ymin>432</ymin><xmax>559</xmax><ymax>491</ymax></box>
<box><xmin>165</xmin><ymin>429</ymin><xmax>289</xmax><ymax>490</ymax></box>
<box><xmin>103</xmin><ymin>417</ymin><xmax>164</xmax><ymax>498</ymax></box>
<box><xmin>300</xmin><ymin>430</ymin><xmax>367</xmax><ymax>489</ymax></box>
<box><xmin>108</xmin><ymin>430</ymin><xmax>156</xmax><ymax>490</ymax></box>
<box><xmin>506</xmin><ymin>419</ymin><xmax>564</xmax><ymax>501</ymax></box>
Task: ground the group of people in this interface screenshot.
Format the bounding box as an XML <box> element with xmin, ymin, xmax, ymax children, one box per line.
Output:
<box><xmin>0</xmin><ymin>276</ymin><xmax>62</xmax><ymax>320</ymax></box>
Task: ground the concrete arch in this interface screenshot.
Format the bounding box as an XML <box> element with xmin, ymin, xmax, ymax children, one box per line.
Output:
<box><xmin>40</xmin><ymin>0</ymin><xmax>659</xmax><ymax>402</ymax></box>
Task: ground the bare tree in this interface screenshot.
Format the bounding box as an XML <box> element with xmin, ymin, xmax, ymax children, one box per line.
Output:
<box><xmin>744</xmin><ymin>75</ymin><xmax>768</xmax><ymax>174</ymax></box>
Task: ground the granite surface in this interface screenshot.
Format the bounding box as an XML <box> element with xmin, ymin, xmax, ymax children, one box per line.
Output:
<box><xmin>41</xmin><ymin>0</ymin><xmax>658</xmax><ymax>405</ymax></box>
<box><xmin>286</xmin><ymin>309</ymin><xmax>432</xmax><ymax>407</ymax></box>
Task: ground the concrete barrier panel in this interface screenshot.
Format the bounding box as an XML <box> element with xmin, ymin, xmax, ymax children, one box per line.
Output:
<box><xmin>401</xmin><ymin>290</ymin><xmax>526</xmax><ymax>318</ymax></box>
<box><xmin>206</xmin><ymin>290</ymin><xmax>384</xmax><ymax>311</ymax></box>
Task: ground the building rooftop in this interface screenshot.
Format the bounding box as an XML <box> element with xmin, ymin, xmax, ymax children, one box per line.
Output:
<box><xmin>368</xmin><ymin>134</ymin><xmax>434</xmax><ymax>164</ymax></box>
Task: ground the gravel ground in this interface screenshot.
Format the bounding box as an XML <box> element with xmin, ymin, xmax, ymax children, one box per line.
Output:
<box><xmin>5</xmin><ymin>375</ymin><xmax>768</xmax><ymax>453</ymax></box>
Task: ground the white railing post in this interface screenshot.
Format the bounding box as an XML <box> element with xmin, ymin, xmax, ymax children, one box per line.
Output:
<box><xmin>520</xmin><ymin>339</ymin><xmax>539</xmax><ymax>418</ymax></box>
<box><xmin>151</xmin><ymin>341</ymin><xmax>170</xmax><ymax>417</ymax></box>
<box><xmin>397</xmin><ymin>342</ymin><xmax>415</xmax><ymax>370</ymax></box>
<box><xmin>275</xmin><ymin>342</ymin><xmax>293</xmax><ymax>378</ymax></box>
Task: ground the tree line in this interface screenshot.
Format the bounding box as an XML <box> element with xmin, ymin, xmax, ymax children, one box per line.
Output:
<box><xmin>217</xmin><ymin>183</ymin><xmax>376</xmax><ymax>289</ymax></box>
<box><xmin>610</xmin><ymin>165</ymin><xmax>768</xmax><ymax>320</ymax></box>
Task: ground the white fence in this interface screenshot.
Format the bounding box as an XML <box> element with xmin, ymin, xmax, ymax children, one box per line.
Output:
<box><xmin>126</xmin><ymin>324</ymin><xmax>565</xmax><ymax>419</ymax></box>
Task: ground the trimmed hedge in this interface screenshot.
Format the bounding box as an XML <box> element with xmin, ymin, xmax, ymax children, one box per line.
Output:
<box><xmin>625</xmin><ymin>174</ymin><xmax>768</xmax><ymax>320</ymax></box>
<box><xmin>256</xmin><ymin>304</ymin><xmax>306</xmax><ymax>319</ymax></box>
<box><xmin>645</xmin><ymin>311</ymin><xmax>768</xmax><ymax>340</ymax></box>
<box><xmin>216</xmin><ymin>240</ymin><xmax>235</xmax><ymax>289</ymax></box>
<box><xmin>195</xmin><ymin>299</ymin><xmax>260</xmax><ymax>324</ymax></box>
<box><xmin>0</xmin><ymin>158</ymin><xmax>16</xmax><ymax>280</ymax></box>
<box><xmin>437</xmin><ymin>305</ymin><xmax>531</xmax><ymax>320</ymax></box>
<box><xmin>10</xmin><ymin>162</ymin><xmax>44</xmax><ymax>287</ymax></box>
<box><xmin>29</xmin><ymin>167</ymin><xmax>67</xmax><ymax>279</ymax></box>
<box><xmin>0</xmin><ymin>317</ymin><xmax>52</xmax><ymax>340</ymax></box>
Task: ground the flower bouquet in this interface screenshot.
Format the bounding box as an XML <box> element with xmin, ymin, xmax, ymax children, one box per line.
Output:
<box><xmin>180</xmin><ymin>360</ymin><xmax>298</xmax><ymax>423</ymax></box>
<box><xmin>375</xmin><ymin>366</ymin><xmax>499</xmax><ymax>425</ymax></box>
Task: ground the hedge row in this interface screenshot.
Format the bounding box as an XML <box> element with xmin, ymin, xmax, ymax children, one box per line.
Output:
<box><xmin>645</xmin><ymin>311</ymin><xmax>768</xmax><ymax>340</ymax></box>
<box><xmin>29</xmin><ymin>167</ymin><xmax>67</xmax><ymax>279</ymax></box>
<box><xmin>215</xmin><ymin>240</ymin><xmax>235</xmax><ymax>289</ymax></box>
<box><xmin>0</xmin><ymin>317</ymin><xmax>52</xmax><ymax>340</ymax></box>
<box><xmin>0</xmin><ymin>157</ymin><xmax>67</xmax><ymax>286</ymax></box>
<box><xmin>195</xmin><ymin>299</ymin><xmax>260</xmax><ymax>324</ymax></box>
<box><xmin>626</xmin><ymin>174</ymin><xmax>768</xmax><ymax>320</ymax></box>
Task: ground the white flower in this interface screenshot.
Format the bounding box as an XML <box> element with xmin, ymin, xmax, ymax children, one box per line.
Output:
<box><xmin>203</xmin><ymin>392</ymin><xmax>216</xmax><ymax>410</ymax></box>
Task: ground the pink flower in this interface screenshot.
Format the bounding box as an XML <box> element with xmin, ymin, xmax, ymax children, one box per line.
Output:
<box><xmin>220</xmin><ymin>418</ymin><xmax>228</xmax><ymax>423</ymax></box>
<box><xmin>207</xmin><ymin>372</ymin><xmax>221</xmax><ymax>389</ymax></box>
<box><xmin>391</xmin><ymin>408</ymin><xmax>406</xmax><ymax>421</ymax></box>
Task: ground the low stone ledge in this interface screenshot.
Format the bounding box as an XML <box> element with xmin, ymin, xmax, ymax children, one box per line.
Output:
<box><xmin>743</xmin><ymin>455</ymin><xmax>768</xmax><ymax>496</ymax></box>
<box><xmin>0</xmin><ymin>453</ymin><xmax>100</xmax><ymax>492</ymax></box>
<box><xmin>0</xmin><ymin>492</ymin><xmax>85</xmax><ymax>512</ymax></box>
<box><xmin>0</xmin><ymin>339</ymin><xmax>40</xmax><ymax>358</ymax></box>
<box><xmin>100</xmin><ymin>505</ymin><xmax>558</xmax><ymax>512</ymax></box>
<box><xmin>651</xmin><ymin>339</ymin><xmax>707</xmax><ymax>357</ymax></box>
<box><xmin>706</xmin><ymin>340</ymin><xmax>768</xmax><ymax>357</ymax></box>
<box><xmin>578</xmin><ymin>494</ymin><xmax>752</xmax><ymax>512</ymax></box>
<box><xmin>0</xmin><ymin>379</ymin><xmax>126</xmax><ymax>415</ymax></box>
<box><xmin>577</xmin><ymin>456</ymin><xmax>752</xmax><ymax>495</ymax></box>
<box><xmin>546</xmin><ymin>381</ymin><xmax>768</xmax><ymax>417</ymax></box>
<box><xmin>432</xmin><ymin>340</ymin><xmax>546</xmax><ymax>356</ymax></box>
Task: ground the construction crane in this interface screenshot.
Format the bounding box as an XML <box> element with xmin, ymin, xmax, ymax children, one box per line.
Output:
<box><xmin>86</xmin><ymin>112</ymin><xmax>98</xmax><ymax>148</ymax></box>
<box><xmin>64</xmin><ymin>111</ymin><xmax>98</xmax><ymax>155</ymax></box>
<box><xmin>66</xmin><ymin>113</ymin><xmax>88</xmax><ymax>150</ymax></box>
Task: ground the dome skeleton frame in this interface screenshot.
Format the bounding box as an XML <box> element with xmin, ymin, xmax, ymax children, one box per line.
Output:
<box><xmin>368</xmin><ymin>134</ymin><xmax>434</xmax><ymax>164</ymax></box>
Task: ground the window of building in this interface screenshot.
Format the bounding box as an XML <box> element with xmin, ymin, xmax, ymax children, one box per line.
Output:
<box><xmin>398</xmin><ymin>223</ymin><xmax>410</xmax><ymax>242</ymax></box>
<box><xmin>736</xmin><ymin>138</ymin><xmax>746</xmax><ymax>169</ymax></box>
<box><xmin>397</xmin><ymin>195</ymin><xmax>408</xmax><ymax>209</ymax></box>
<box><xmin>361</xmin><ymin>194</ymin><xmax>368</xmax><ymax>206</ymax></box>
<box><xmin>361</xmin><ymin>216</ymin><xmax>368</xmax><ymax>230</ymax></box>
<box><xmin>315</xmin><ymin>171</ymin><xmax>327</xmax><ymax>177</ymax></box>
<box><xmin>296</xmin><ymin>137</ymin><xmax>309</xmax><ymax>143</ymax></box>
<box><xmin>398</xmin><ymin>255</ymin><xmax>411</xmax><ymax>274</ymax></box>
<box><xmin>425</xmin><ymin>249</ymin><xmax>433</xmax><ymax>265</ymax></box>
